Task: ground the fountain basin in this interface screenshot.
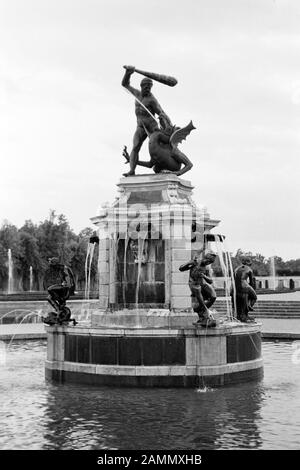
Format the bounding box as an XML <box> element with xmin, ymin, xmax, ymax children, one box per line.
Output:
<box><xmin>45</xmin><ymin>322</ymin><xmax>263</xmax><ymax>387</ymax></box>
<box><xmin>45</xmin><ymin>173</ymin><xmax>263</xmax><ymax>387</ymax></box>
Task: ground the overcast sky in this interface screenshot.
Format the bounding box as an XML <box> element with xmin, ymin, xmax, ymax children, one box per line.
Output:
<box><xmin>0</xmin><ymin>0</ymin><xmax>299</xmax><ymax>260</ymax></box>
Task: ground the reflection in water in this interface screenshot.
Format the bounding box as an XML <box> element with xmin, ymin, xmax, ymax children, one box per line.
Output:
<box><xmin>0</xmin><ymin>341</ymin><xmax>299</xmax><ymax>449</ymax></box>
<box><xmin>42</xmin><ymin>382</ymin><xmax>263</xmax><ymax>450</ymax></box>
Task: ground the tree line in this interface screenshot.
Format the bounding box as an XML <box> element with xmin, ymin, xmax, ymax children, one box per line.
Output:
<box><xmin>0</xmin><ymin>211</ymin><xmax>98</xmax><ymax>292</ymax></box>
<box><xmin>212</xmin><ymin>249</ymin><xmax>300</xmax><ymax>278</ymax></box>
<box><xmin>0</xmin><ymin>211</ymin><xmax>299</xmax><ymax>292</ymax></box>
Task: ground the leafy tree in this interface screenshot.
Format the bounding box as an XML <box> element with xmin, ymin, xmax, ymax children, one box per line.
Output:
<box><xmin>0</xmin><ymin>222</ymin><xmax>21</xmax><ymax>291</ymax></box>
<box><xmin>17</xmin><ymin>231</ymin><xmax>41</xmax><ymax>290</ymax></box>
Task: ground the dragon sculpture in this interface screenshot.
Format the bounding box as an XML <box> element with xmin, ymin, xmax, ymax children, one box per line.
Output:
<box><xmin>123</xmin><ymin>119</ymin><xmax>196</xmax><ymax>177</ymax></box>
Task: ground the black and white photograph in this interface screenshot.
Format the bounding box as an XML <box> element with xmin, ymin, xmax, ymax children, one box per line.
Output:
<box><xmin>0</xmin><ymin>0</ymin><xmax>299</xmax><ymax>459</ymax></box>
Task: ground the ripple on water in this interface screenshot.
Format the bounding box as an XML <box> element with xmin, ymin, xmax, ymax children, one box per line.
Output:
<box><xmin>0</xmin><ymin>340</ymin><xmax>299</xmax><ymax>449</ymax></box>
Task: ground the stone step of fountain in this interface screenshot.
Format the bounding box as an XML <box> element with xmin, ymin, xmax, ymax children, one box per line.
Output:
<box><xmin>216</xmin><ymin>300</ymin><xmax>300</xmax><ymax>308</ymax></box>
<box><xmin>255</xmin><ymin>304</ymin><xmax>300</xmax><ymax>307</ymax></box>
<box><xmin>214</xmin><ymin>299</ymin><xmax>300</xmax><ymax>318</ymax></box>
<box><xmin>248</xmin><ymin>316</ymin><xmax>298</xmax><ymax>319</ymax></box>
<box><xmin>255</xmin><ymin>303</ymin><xmax>300</xmax><ymax>307</ymax></box>
<box><xmin>0</xmin><ymin>290</ymin><xmax>99</xmax><ymax>302</ymax></box>
<box><xmin>216</xmin><ymin>303</ymin><xmax>300</xmax><ymax>308</ymax></box>
<box><xmin>258</xmin><ymin>308</ymin><xmax>300</xmax><ymax>312</ymax></box>
<box><xmin>215</xmin><ymin>311</ymin><xmax>300</xmax><ymax>318</ymax></box>
<box><xmin>216</xmin><ymin>307</ymin><xmax>300</xmax><ymax>312</ymax></box>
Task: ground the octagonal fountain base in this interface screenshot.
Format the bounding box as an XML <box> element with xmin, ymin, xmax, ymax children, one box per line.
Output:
<box><xmin>45</xmin><ymin>320</ymin><xmax>263</xmax><ymax>388</ymax></box>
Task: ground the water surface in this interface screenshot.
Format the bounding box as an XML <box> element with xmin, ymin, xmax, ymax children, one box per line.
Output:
<box><xmin>0</xmin><ymin>340</ymin><xmax>299</xmax><ymax>450</ymax></box>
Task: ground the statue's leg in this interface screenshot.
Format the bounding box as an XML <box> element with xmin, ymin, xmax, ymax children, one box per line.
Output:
<box><xmin>172</xmin><ymin>148</ymin><xmax>193</xmax><ymax>176</ymax></box>
<box><xmin>202</xmin><ymin>283</ymin><xmax>217</xmax><ymax>309</ymax></box>
<box><xmin>59</xmin><ymin>286</ymin><xmax>69</xmax><ymax>305</ymax></box>
<box><xmin>123</xmin><ymin>127</ymin><xmax>147</xmax><ymax>176</ymax></box>
<box><xmin>46</xmin><ymin>294</ymin><xmax>58</xmax><ymax>312</ymax></box>
<box><xmin>238</xmin><ymin>293</ymin><xmax>249</xmax><ymax>322</ymax></box>
<box><xmin>191</xmin><ymin>294</ymin><xmax>201</xmax><ymax>319</ymax></box>
<box><xmin>47</xmin><ymin>286</ymin><xmax>60</xmax><ymax>312</ymax></box>
<box><xmin>54</xmin><ymin>286</ymin><xmax>71</xmax><ymax>314</ymax></box>
<box><xmin>51</xmin><ymin>286</ymin><xmax>67</xmax><ymax>323</ymax></box>
<box><xmin>236</xmin><ymin>294</ymin><xmax>246</xmax><ymax>321</ymax></box>
<box><xmin>190</xmin><ymin>285</ymin><xmax>209</xmax><ymax>320</ymax></box>
<box><xmin>153</xmin><ymin>163</ymin><xmax>162</xmax><ymax>173</ymax></box>
<box><xmin>247</xmin><ymin>285</ymin><xmax>257</xmax><ymax>310</ymax></box>
<box><xmin>230</xmin><ymin>285</ymin><xmax>236</xmax><ymax>317</ymax></box>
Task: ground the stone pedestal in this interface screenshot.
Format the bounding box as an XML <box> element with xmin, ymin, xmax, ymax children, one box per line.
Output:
<box><xmin>90</xmin><ymin>174</ymin><xmax>220</xmax><ymax>326</ymax></box>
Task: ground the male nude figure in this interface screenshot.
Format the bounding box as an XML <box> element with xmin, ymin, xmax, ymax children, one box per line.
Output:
<box><xmin>232</xmin><ymin>257</ymin><xmax>257</xmax><ymax>322</ymax></box>
<box><xmin>179</xmin><ymin>251</ymin><xmax>217</xmax><ymax>326</ymax></box>
<box><xmin>121</xmin><ymin>65</ymin><xmax>172</xmax><ymax>176</ymax></box>
<box><xmin>42</xmin><ymin>257</ymin><xmax>76</xmax><ymax>325</ymax></box>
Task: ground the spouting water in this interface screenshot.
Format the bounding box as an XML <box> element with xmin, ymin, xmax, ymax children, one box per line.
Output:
<box><xmin>222</xmin><ymin>237</ymin><xmax>238</xmax><ymax>319</ymax></box>
<box><xmin>29</xmin><ymin>266</ymin><xmax>33</xmax><ymax>292</ymax></box>
<box><xmin>135</xmin><ymin>233</ymin><xmax>147</xmax><ymax>308</ymax></box>
<box><xmin>0</xmin><ymin>309</ymin><xmax>42</xmax><ymax>324</ymax></box>
<box><xmin>270</xmin><ymin>256</ymin><xmax>276</xmax><ymax>290</ymax></box>
<box><xmin>197</xmin><ymin>386</ymin><xmax>215</xmax><ymax>393</ymax></box>
<box><xmin>122</xmin><ymin>234</ymin><xmax>130</xmax><ymax>306</ymax></box>
<box><xmin>213</xmin><ymin>237</ymin><xmax>233</xmax><ymax>320</ymax></box>
<box><xmin>85</xmin><ymin>243</ymin><xmax>96</xmax><ymax>300</ymax></box>
<box><xmin>212</xmin><ymin>235</ymin><xmax>237</xmax><ymax>321</ymax></box>
<box><xmin>110</xmin><ymin>233</ymin><xmax>119</xmax><ymax>308</ymax></box>
<box><xmin>7</xmin><ymin>249</ymin><xmax>13</xmax><ymax>294</ymax></box>
<box><xmin>7</xmin><ymin>311</ymin><xmax>44</xmax><ymax>350</ymax></box>
<box><xmin>82</xmin><ymin>242</ymin><xmax>97</xmax><ymax>324</ymax></box>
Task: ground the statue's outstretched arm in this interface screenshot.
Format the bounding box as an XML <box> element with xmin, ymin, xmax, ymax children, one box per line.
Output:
<box><xmin>122</xmin><ymin>65</ymin><xmax>139</xmax><ymax>97</ymax></box>
<box><xmin>179</xmin><ymin>260</ymin><xmax>195</xmax><ymax>272</ymax></box>
<box><xmin>135</xmin><ymin>160</ymin><xmax>154</xmax><ymax>168</ymax></box>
